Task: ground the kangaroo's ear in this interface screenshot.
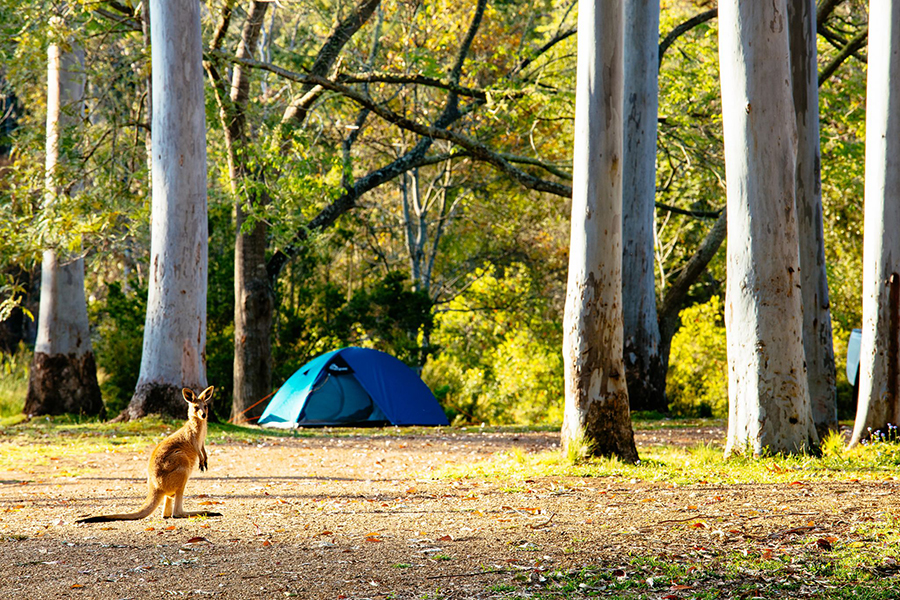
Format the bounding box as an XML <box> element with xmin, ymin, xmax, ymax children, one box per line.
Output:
<box><xmin>182</xmin><ymin>388</ymin><xmax>197</xmax><ymax>403</ymax></box>
<box><xmin>198</xmin><ymin>385</ymin><xmax>215</xmax><ymax>402</ymax></box>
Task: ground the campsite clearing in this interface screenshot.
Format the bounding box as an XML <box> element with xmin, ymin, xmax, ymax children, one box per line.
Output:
<box><xmin>1</xmin><ymin>424</ymin><xmax>900</xmax><ymax>599</ymax></box>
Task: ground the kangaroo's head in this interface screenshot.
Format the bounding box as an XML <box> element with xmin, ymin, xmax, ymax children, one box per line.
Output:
<box><xmin>183</xmin><ymin>386</ymin><xmax>214</xmax><ymax>421</ymax></box>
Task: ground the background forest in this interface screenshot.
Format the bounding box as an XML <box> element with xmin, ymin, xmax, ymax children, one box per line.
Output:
<box><xmin>0</xmin><ymin>0</ymin><xmax>868</xmax><ymax>425</ymax></box>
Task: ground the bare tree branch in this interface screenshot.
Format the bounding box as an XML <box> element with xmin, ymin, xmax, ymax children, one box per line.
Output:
<box><xmin>818</xmin><ymin>26</ymin><xmax>868</xmax><ymax>86</ymax></box>
<box><xmin>210</xmin><ymin>1</ymin><xmax>235</xmax><ymax>52</ymax></box>
<box><xmin>654</xmin><ymin>201</ymin><xmax>721</xmax><ymax>219</ymax></box>
<box><xmin>280</xmin><ymin>0</ymin><xmax>382</xmax><ymax>129</ymax></box>
<box><xmin>508</xmin><ymin>28</ymin><xmax>577</xmax><ymax>78</ymax></box>
<box><xmin>216</xmin><ymin>52</ymin><xmax>572</xmax><ymax>198</ymax></box>
<box><xmin>658</xmin><ymin>8</ymin><xmax>717</xmax><ymax>67</ymax></box>
<box><xmin>658</xmin><ymin>206</ymin><xmax>728</xmax><ymax>370</ymax></box>
<box><xmin>337</xmin><ymin>72</ymin><xmax>492</xmax><ymax>101</ymax></box>
<box><xmin>816</xmin><ymin>0</ymin><xmax>845</xmax><ymax>29</ymax></box>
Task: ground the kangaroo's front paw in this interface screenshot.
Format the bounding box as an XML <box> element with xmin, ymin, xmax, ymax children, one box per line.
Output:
<box><xmin>199</xmin><ymin>461</ymin><xmax>208</xmax><ymax>472</ymax></box>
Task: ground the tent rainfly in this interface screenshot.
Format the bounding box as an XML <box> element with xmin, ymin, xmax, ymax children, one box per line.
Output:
<box><xmin>258</xmin><ymin>347</ymin><xmax>449</xmax><ymax>427</ymax></box>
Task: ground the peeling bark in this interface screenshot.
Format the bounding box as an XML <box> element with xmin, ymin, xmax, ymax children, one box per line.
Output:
<box><xmin>121</xmin><ymin>383</ymin><xmax>190</xmax><ymax>420</ymax></box>
<box><xmin>850</xmin><ymin>0</ymin><xmax>900</xmax><ymax>445</ymax></box>
<box><xmin>25</xmin><ymin>352</ymin><xmax>103</xmax><ymax>417</ymax></box>
<box><xmin>719</xmin><ymin>0</ymin><xmax>818</xmax><ymax>456</ymax></box>
<box><xmin>119</xmin><ymin>0</ymin><xmax>209</xmax><ymax>421</ymax></box>
<box><xmin>561</xmin><ymin>0</ymin><xmax>638</xmax><ymax>463</ymax></box>
<box><xmin>622</xmin><ymin>0</ymin><xmax>665</xmax><ymax>413</ymax></box>
<box><xmin>26</xmin><ymin>22</ymin><xmax>102</xmax><ymax>418</ymax></box>
<box><xmin>789</xmin><ymin>0</ymin><xmax>838</xmax><ymax>438</ymax></box>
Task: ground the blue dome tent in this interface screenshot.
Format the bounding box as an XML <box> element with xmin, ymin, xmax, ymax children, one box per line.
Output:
<box><xmin>258</xmin><ymin>347</ymin><xmax>449</xmax><ymax>428</ymax></box>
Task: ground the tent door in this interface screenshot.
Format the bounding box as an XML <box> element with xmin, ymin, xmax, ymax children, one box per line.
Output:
<box><xmin>299</xmin><ymin>373</ymin><xmax>387</xmax><ymax>424</ymax></box>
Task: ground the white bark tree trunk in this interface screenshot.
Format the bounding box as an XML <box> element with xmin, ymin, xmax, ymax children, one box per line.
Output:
<box><xmin>719</xmin><ymin>0</ymin><xmax>818</xmax><ymax>456</ymax></box>
<box><xmin>24</xmin><ymin>25</ymin><xmax>103</xmax><ymax>417</ymax></box>
<box><xmin>850</xmin><ymin>0</ymin><xmax>900</xmax><ymax>446</ymax></box>
<box><xmin>120</xmin><ymin>0</ymin><xmax>209</xmax><ymax>420</ymax></box>
<box><xmin>621</xmin><ymin>0</ymin><xmax>664</xmax><ymax>413</ymax></box>
<box><xmin>789</xmin><ymin>0</ymin><xmax>838</xmax><ymax>438</ymax></box>
<box><xmin>561</xmin><ymin>0</ymin><xmax>638</xmax><ymax>462</ymax></box>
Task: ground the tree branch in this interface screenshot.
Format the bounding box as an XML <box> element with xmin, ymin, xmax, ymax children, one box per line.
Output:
<box><xmin>816</xmin><ymin>0</ymin><xmax>844</xmax><ymax>29</ymax></box>
<box><xmin>94</xmin><ymin>8</ymin><xmax>141</xmax><ymax>31</ymax></box>
<box><xmin>337</xmin><ymin>72</ymin><xmax>491</xmax><ymax>101</ymax></box>
<box><xmin>657</xmin><ymin>206</ymin><xmax>728</xmax><ymax>369</ymax></box>
<box><xmin>280</xmin><ymin>0</ymin><xmax>382</xmax><ymax>129</ymax></box>
<box><xmin>508</xmin><ymin>28</ymin><xmax>576</xmax><ymax>78</ymax></box>
<box><xmin>210</xmin><ymin>1</ymin><xmax>234</xmax><ymax>52</ymax></box>
<box><xmin>658</xmin><ymin>8</ymin><xmax>718</xmax><ymax>67</ymax></box>
<box><xmin>818</xmin><ymin>26</ymin><xmax>868</xmax><ymax>86</ymax></box>
<box><xmin>654</xmin><ymin>201</ymin><xmax>721</xmax><ymax>219</ymax></box>
<box><xmin>215</xmin><ymin>52</ymin><xmax>572</xmax><ymax>198</ymax></box>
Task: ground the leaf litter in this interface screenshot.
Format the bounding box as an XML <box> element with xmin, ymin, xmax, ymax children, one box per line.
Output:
<box><xmin>1</xmin><ymin>427</ymin><xmax>900</xmax><ymax>598</ymax></box>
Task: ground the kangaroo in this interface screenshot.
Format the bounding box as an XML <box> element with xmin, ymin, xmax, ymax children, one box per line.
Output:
<box><xmin>77</xmin><ymin>386</ymin><xmax>222</xmax><ymax>523</ymax></box>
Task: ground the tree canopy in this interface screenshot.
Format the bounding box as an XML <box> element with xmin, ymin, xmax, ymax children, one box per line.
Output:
<box><xmin>0</xmin><ymin>0</ymin><xmax>871</xmax><ymax>431</ymax></box>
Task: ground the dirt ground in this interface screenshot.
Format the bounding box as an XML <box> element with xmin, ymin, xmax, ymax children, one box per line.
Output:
<box><xmin>1</xmin><ymin>427</ymin><xmax>898</xmax><ymax>599</ymax></box>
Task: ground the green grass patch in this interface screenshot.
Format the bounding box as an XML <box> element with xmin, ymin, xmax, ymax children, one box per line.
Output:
<box><xmin>0</xmin><ymin>344</ymin><xmax>29</xmax><ymax>418</ymax></box>
<box><xmin>431</xmin><ymin>426</ymin><xmax>900</xmax><ymax>485</ymax></box>
<box><xmin>504</xmin><ymin>549</ymin><xmax>900</xmax><ymax>599</ymax></box>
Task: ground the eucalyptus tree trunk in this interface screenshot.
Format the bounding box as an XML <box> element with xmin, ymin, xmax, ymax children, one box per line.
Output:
<box><xmin>719</xmin><ymin>0</ymin><xmax>818</xmax><ymax>456</ymax></box>
<box><xmin>227</xmin><ymin>2</ymin><xmax>273</xmax><ymax>424</ymax></box>
<box><xmin>850</xmin><ymin>0</ymin><xmax>900</xmax><ymax>446</ymax></box>
<box><xmin>24</xmin><ymin>27</ymin><xmax>103</xmax><ymax>418</ymax></box>
<box><xmin>621</xmin><ymin>0</ymin><xmax>664</xmax><ymax>414</ymax></box>
<box><xmin>118</xmin><ymin>0</ymin><xmax>209</xmax><ymax>420</ymax></box>
<box><xmin>789</xmin><ymin>0</ymin><xmax>837</xmax><ymax>438</ymax></box>
<box><xmin>561</xmin><ymin>0</ymin><xmax>638</xmax><ymax>462</ymax></box>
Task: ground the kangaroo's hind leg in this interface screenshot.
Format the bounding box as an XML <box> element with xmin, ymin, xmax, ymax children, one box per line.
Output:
<box><xmin>169</xmin><ymin>488</ymin><xmax>222</xmax><ymax>518</ymax></box>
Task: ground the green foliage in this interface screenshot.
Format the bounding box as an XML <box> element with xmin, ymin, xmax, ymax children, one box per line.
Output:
<box><xmin>830</xmin><ymin>320</ymin><xmax>858</xmax><ymax>420</ymax></box>
<box><xmin>817</xmin><ymin>12</ymin><xmax>866</xmax><ymax>341</ymax></box>
<box><xmin>0</xmin><ymin>342</ymin><xmax>29</xmax><ymax>417</ymax></box>
<box><xmin>274</xmin><ymin>267</ymin><xmax>434</xmax><ymax>383</ymax></box>
<box><xmin>656</xmin><ymin>4</ymin><xmax>726</xmax><ymax>298</ymax></box>
<box><xmin>205</xmin><ymin>200</ymin><xmax>237</xmax><ymax>410</ymax></box>
<box><xmin>423</xmin><ymin>264</ymin><xmax>563</xmax><ymax>425</ymax></box>
<box><xmin>89</xmin><ymin>281</ymin><xmax>145</xmax><ymax>416</ymax></box>
<box><xmin>0</xmin><ymin>0</ymin><xmax>873</xmax><ymax>429</ymax></box>
<box><xmin>666</xmin><ymin>296</ymin><xmax>728</xmax><ymax>418</ymax></box>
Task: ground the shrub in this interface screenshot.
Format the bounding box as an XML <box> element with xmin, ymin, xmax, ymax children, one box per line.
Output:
<box><xmin>0</xmin><ymin>342</ymin><xmax>30</xmax><ymax>417</ymax></box>
<box><xmin>89</xmin><ymin>281</ymin><xmax>145</xmax><ymax>416</ymax></box>
<box><xmin>423</xmin><ymin>264</ymin><xmax>563</xmax><ymax>425</ymax></box>
<box><xmin>666</xmin><ymin>295</ymin><xmax>728</xmax><ymax>418</ymax></box>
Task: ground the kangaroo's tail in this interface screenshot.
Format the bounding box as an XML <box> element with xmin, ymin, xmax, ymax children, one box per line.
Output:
<box><xmin>76</xmin><ymin>489</ymin><xmax>165</xmax><ymax>523</ymax></box>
